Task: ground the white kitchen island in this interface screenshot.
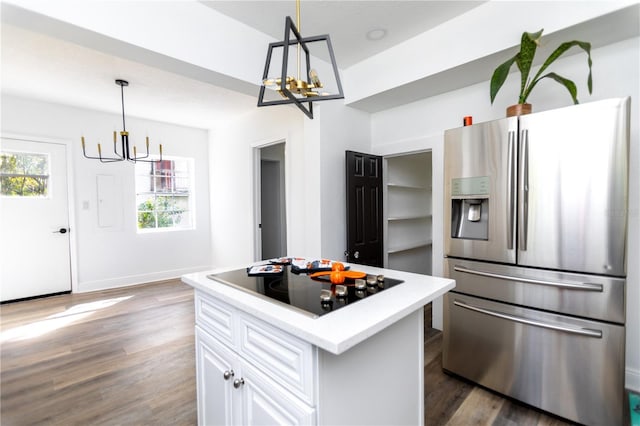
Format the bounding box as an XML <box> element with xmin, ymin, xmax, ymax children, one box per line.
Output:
<box><xmin>182</xmin><ymin>264</ymin><xmax>455</xmax><ymax>426</ymax></box>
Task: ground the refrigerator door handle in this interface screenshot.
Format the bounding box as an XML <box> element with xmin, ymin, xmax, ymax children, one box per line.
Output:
<box><xmin>453</xmin><ymin>300</ymin><xmax>603</xmax><ymax>338</ymax></box>
<box><xmin>507</xmin><ymin>131</ymin><xmax>516</xmax><ymax>250</ymax></box>
<box><xmin>453</xmin><ymin>265</ymin><xmax>604</xmax><ymax>292</ymax></box>
<box><xmin>519</xmin><ymin>129</ymin><xmax>529</xmax><ymax>251</ymax></box>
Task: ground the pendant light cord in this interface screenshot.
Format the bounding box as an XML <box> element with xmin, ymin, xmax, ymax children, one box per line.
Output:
<box><xmin>120</xmin><ymin>82</ymin><xmax>127</xmax><ymax>132</ymax></box>
<box><xmin>296</xmin><ymin>0</ymin><xmax>301</xmax><ymax>81</ymax></box>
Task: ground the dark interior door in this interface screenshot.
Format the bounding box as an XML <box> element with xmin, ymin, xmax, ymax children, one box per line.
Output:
<box><xmin>345</xmin><ymin>150</ymin><xmax>383</xmax><ymax>267</ymax></box>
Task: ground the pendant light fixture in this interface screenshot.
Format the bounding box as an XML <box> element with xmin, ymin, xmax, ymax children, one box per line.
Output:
<box><xmin>257</xmin><ymin>0</ymin><xmax>344</xmax><ymax>119</ymax></box>
<box><xmin>81</xmin><ymin>79</ymin><xmax>163</xmax><ymax>163</ymax></box>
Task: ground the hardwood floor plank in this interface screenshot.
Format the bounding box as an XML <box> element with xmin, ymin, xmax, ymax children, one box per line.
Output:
<box><xmin>493</xmin><ymin>400</ymin><xmax>540</xmax><ymax>426</ymax></box>
<box><xmin>424</xmin><ymin>351</ymin><xmax>475</xmax><ymax>425</ymax></box>
<box><xmin>1</xmin><ymin>280</ymin><xmax>197</xmax><ymax>426</ymax></box>
<box><xmin>424</xmin><ymin>330</ymin><xmax>442</xmax><ymax>366</ymax></box>
<box><xmin>448</xmin><ymin>387</ymin><xmax>506</xmax><ymax>425</ymax></box>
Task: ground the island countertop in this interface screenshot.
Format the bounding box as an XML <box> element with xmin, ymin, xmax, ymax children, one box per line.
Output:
<box><xmin>182</xmin><ymin>263</ymin><xmax>455</xmax><ymax>355</ymax></box>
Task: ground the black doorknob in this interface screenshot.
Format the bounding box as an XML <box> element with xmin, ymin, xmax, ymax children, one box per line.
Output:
<box><xmin>53</xmin><ymin>228</ymin><xmax>69</xmax><ymax>234</ymax></box>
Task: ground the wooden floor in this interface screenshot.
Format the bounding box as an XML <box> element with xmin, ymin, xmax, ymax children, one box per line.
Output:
<box><xmin>1</xmin><ymin>280</ymin><xmax>196</xmax><ymax>425</ymax></box>
<box><xmin>0</xmin><ymin>280</ymin><xmax>617</xmax><ymax>425</ymax></box>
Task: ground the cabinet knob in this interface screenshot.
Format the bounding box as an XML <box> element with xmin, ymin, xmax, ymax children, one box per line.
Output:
<box><xmin>233</xmin><ymin>378</ymin><xmax>245</xmax><ymax>389</ymax></box>
<box><xmin>223</xmin><ymin>370</ymin><xmax>234</xmax><ymax>380</ymax></box>
<box><xmin>354</xmin><ymin>251</ymin><xmax>360</xmax><ymax>259</ymax></box>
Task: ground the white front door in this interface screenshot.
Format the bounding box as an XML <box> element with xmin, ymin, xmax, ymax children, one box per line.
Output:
<box><xmin>0</xmin><ymin>138</ymin><xmax>72</xmax><ymax>301</ymax></box>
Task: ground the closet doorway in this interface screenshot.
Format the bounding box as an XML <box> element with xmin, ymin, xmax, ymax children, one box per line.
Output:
<box><xmin>384</xmin><ymin>150</ymin><xmax>433</xmax><ymax>327</ymax></box>
<box><xmin>255</xmin><ymin>142</ymin><xmax>287</xmax><ymax>261</ymax></box>
<box><xmin>383</xmin><ymin>151</ymin><xmax>432</xmax><ymax>275</ymax></box>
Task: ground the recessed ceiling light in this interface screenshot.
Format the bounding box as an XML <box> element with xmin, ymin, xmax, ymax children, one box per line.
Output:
<box><xmin>366</xmin><ymin>28</ymin><xmax>387</xmax><ymax>41</ymax></box>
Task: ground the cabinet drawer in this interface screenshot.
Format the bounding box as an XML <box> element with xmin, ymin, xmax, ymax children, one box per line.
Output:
<box><xmin>443</xmin><ymin>293</ymin><xmax>625</xmax><ymax>426</ymax></box>
<box><xmin>195</xmin><ymin>291</ymin><xmax>235</xmax><ymax>347</ymax></box>
<box><xmin>238</xmin><ymin>313</ymin><xmax>316</xmax><ymax>405</ymax></box>
<box><xmin>445</xmin><ymin>258</ymin><xmax>625</xmax><ymax>323</ymax></box>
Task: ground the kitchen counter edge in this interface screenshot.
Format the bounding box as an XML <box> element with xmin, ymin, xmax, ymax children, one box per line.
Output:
<box><xmin>181</xmin><ymin>265</ymin><xmax>455</xmax><ymax>355</ymax></box>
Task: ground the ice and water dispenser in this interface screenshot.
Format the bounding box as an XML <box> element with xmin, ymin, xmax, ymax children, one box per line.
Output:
<box><xmin>450</xmin><ymin>176</ymin><xmax>489</xmax><ymax>240</ymax></box>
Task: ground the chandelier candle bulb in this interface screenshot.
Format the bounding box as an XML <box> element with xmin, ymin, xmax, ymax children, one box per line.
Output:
<box><xmin>309</xmin><ymin>69</ymin><xmax>321</xmax><ymax>87</ymax></box>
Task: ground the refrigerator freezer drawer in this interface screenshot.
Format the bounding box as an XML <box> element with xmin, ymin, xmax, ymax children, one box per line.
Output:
<box><xmin>443</xmin><ymin>293</ymin><xmax>625</xmax><ymax>426</ymax></box>
<box><xmin>445</xmin><ymin>258</ymin><xmax>625</xmax><ymax>324</ymax></box>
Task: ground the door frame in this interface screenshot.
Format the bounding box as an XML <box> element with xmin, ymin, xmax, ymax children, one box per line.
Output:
<box><xmin>252</xmin><ymin>138</ymin><xmax>288</xmax><ymax>261</ymax></box>
<box><xmin>381</xmin><ymin>149</ymin><xmax>433</xmax><ymax>269</ymax></box>
<box><xmin>374</xmin><ymin>138</ymin><xmax>443</xmax><ymax>330</ymax></box>
<box><xmin>1</xmin><ymin>132</ymin><xmax>78</xmax><ymax>293</ymax></box>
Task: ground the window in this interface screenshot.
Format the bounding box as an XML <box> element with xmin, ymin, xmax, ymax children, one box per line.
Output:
<box><xmin>135</xmin><ymin>158</ymin><xmax>194</xmax><ymax>231</ymax></box>
<box><xmin>0</xmin><ymin>151</ymin><xmax>50</xmax><ymax>197</ymax></box>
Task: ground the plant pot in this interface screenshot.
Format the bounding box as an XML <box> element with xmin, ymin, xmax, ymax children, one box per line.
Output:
<box><xmin>506</xmin><ymin>103</ymin><xmax>532</xmax><ymax>117</ymax></box>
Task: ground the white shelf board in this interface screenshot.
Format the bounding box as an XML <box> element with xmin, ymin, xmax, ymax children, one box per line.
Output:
<box><xmin>387</xmin><ymin>240</ymin><xmax>433</xmax><ymax>254</ymax></box>
<box><xmin>388</xmin><ymin>214</ymin><xmax>431</xmax><ymax>221</ymax></box>
<box><xmin>387</xmin><ymin>183</ymin><xmax>429</xmax><ymax>190</ymax></box>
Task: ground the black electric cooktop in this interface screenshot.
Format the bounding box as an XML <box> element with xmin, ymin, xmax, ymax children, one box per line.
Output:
<box><xmin>207</xmin><ymin>267</ymin><xmax>404</xmax><ymax>318</ymax></box>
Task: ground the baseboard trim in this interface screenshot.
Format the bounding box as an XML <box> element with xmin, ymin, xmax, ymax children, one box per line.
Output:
<box><xmin>77</xmin><ymin>265</ymin><xmax>214</xmax><ymax>293</ymax></box>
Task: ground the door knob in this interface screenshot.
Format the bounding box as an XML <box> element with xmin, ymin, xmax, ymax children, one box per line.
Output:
<box><xmin>223</xmin><ymin>370</ymin><xmax>234</xmax><ymax>380</ymax></box>
<box><xmin>354</xmin><ymin>251</ymin><xmax>360</xmax><ymax>259</ymax></box>
<box><xmin>233</xmin><ymin>378</ymin><xmax>245</xmax><ymax>389</ymax></box>
<box><xmin>53</xmin><ymin>228</ymin><xmax>69</xmax><ymax>234</ymax></box>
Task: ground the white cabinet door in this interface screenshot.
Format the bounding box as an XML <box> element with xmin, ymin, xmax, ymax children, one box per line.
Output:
<box><xmin>196</xmin><ymin>326</ymin><xmax>315</xmax><ymax>426</ymax></box>
<box><xmin>196</xmin><ymin>327</ymin><xmax>236</xmax><ymax>426</ymax></box>
<box><xmin>240</xmin><ymin>362</ymin><xmax>316</xmax><ymax>426</ymax></box>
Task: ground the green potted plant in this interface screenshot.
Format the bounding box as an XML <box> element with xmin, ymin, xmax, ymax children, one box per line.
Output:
<box><xmin>490</xmin><ymin>29</ymin><xmax>593</xmax><ymax>117</ymax></box>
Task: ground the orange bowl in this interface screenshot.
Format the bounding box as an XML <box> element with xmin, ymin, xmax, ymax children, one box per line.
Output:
<box><xmin>330</xmin><ymin>271</ymin><xmax>346</xmax><ymax>284</ymax></box>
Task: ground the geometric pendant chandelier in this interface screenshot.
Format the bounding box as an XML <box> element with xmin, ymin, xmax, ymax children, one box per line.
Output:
<box><xmin>81</xmin><ymin>79</ymin><xmax>163</xmax><ymax>163</ymax></box>
<box><xmin>257</xmin><ymin>0</ymin><xmax>344</xmax><ymax>119</ymax></box>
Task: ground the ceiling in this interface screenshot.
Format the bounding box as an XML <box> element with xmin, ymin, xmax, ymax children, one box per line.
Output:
<box><xmin>0</xmin><ymin>1</ymin><xmax>484</xmax><ymax>129</ymax></box>
<box><xmin>1</xmin><ymin>23</ymin><xmax>260</xmax><ymax>130</ymax></box>
<box><xmin>201</xmin><ymin>1</ymin><xmax>484</xmax><ymax>68</ymax></box>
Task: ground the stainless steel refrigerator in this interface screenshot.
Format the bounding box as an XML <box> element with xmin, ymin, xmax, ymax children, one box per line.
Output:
<box><xmin>442</xmin><ymin>97</ymin><xmax>630</xmax><ymax>425</ymax></box>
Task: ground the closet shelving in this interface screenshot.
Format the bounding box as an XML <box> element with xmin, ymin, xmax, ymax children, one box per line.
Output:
<box><xmin>384</xmin><ymin>152</ymin><xmax>432</xmax><ymax>275</ymax></box>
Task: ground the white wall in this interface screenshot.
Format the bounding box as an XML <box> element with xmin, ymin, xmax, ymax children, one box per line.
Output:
<box><xmin>370</xmin><ymin>37</ymin><xmax>640</xmax><ymax>391</ymax></box>
<box><xmin>316</xmin><ymin>103</ymin><xmax>372</xmax><ymax>261</ymax></box>
<box><xmin>208</xmin><ymin>100</ymin><xmax>372</xmax><ymax>267</ymax></box>
<box><xmin>210</xmin><ymin>105</ymin><xmax>315</xmax><ymax>268</ymax></box>
<box><xmin>1</xmin><ymin>95</ymin><xmax>213</xmax><ymax>292</ymax></box>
